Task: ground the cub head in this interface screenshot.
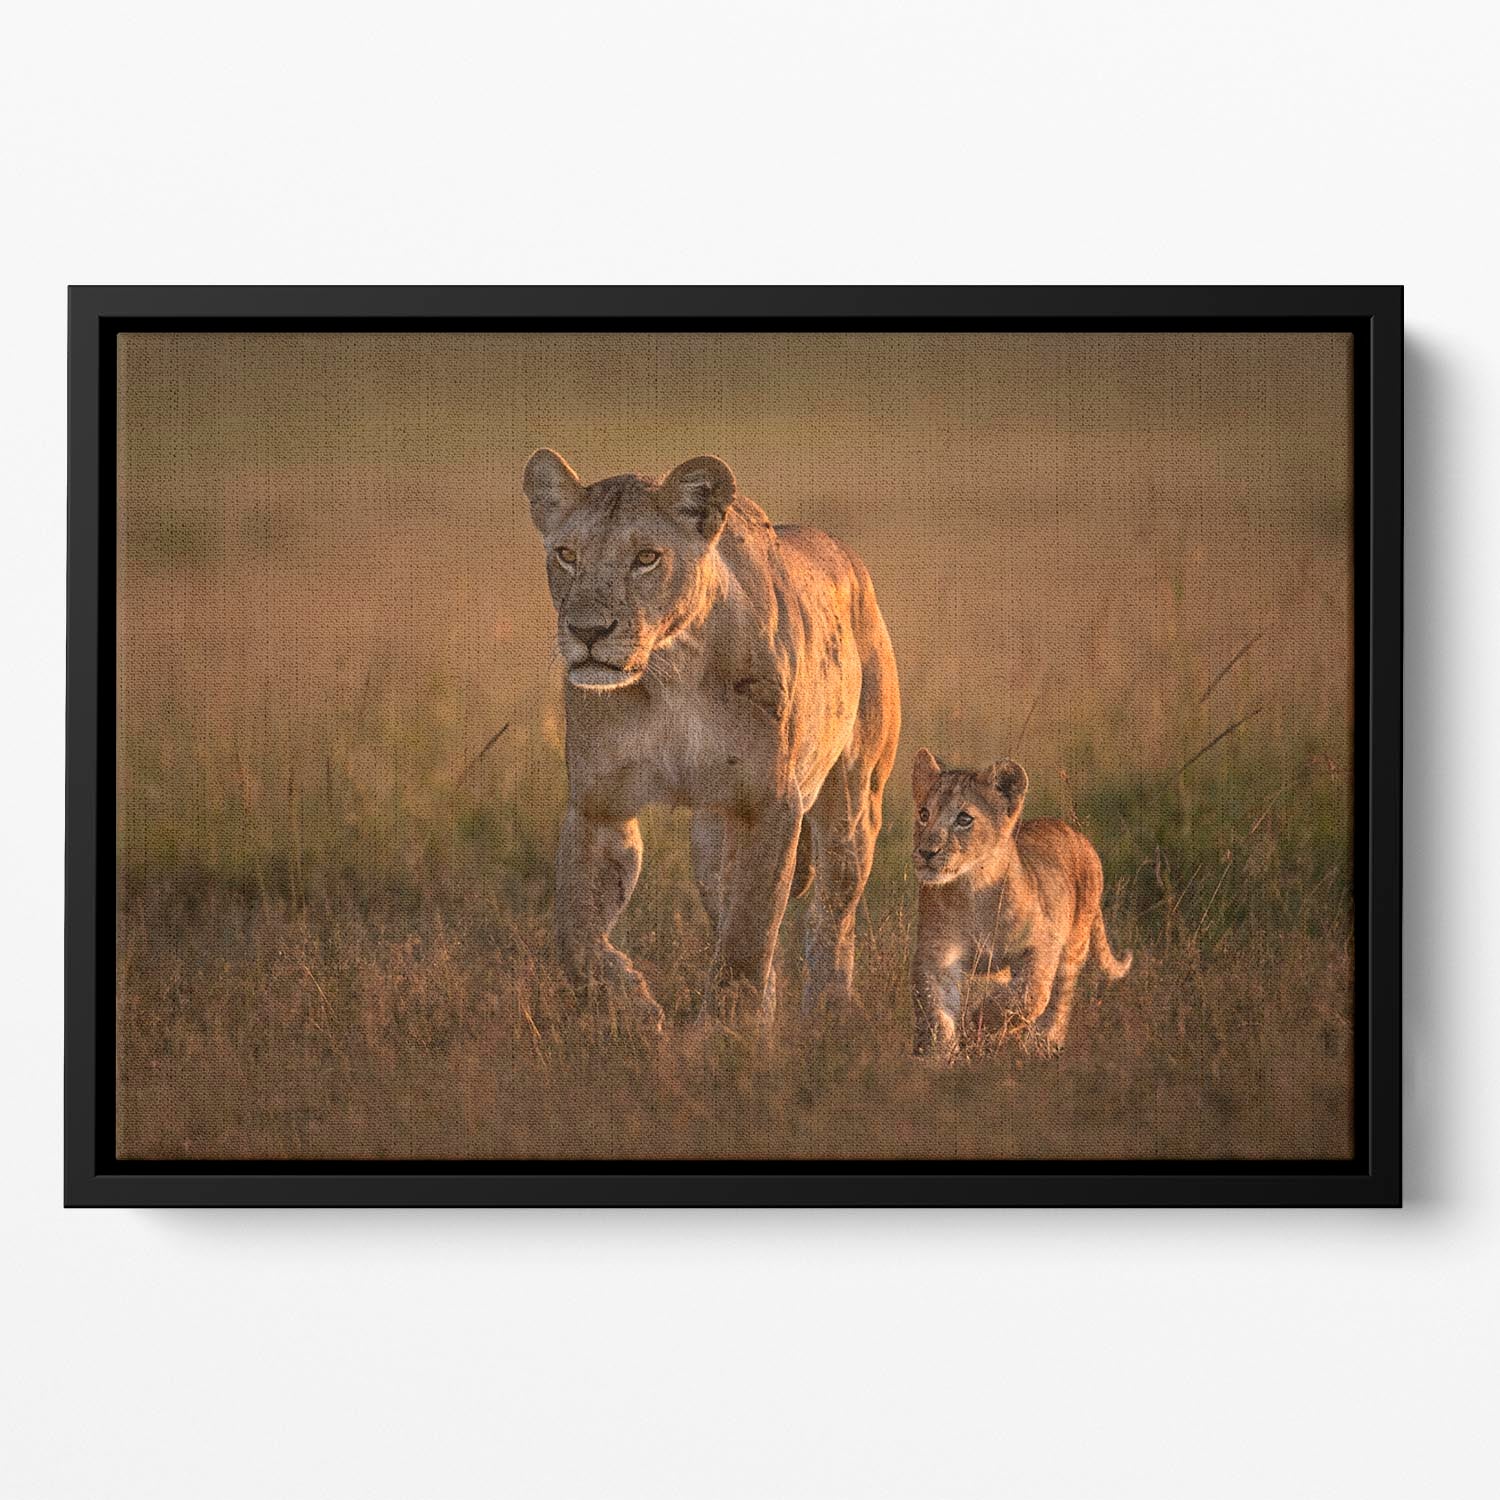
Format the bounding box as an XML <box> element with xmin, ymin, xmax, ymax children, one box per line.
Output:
<box><xmin>523</xmin><ymin>449</ymin><xmax>735</xmax><ymax>690</ymax></box>
<box><xmin>911</xmin><ymin>748</ymin><xmax>1028</xmax><ymax>885</ymax></box>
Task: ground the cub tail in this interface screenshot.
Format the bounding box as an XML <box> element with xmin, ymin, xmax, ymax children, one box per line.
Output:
<box><xmin>1093</xmin><ymin>910</ymin><xmax>1133</xmax><ymax>981</ymax></box>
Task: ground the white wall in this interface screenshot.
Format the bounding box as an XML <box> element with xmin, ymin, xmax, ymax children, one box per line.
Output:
<box><xmin>3</xmin><ymin>3</ymin><xmax>1494</xmax><ymax>1495</ymax></box>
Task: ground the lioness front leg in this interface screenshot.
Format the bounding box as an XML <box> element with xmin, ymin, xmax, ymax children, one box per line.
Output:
<box><xmin>689</xmin><ymin>809</ymin><xmax>726</xmax><ymax>934</ymax></box>
<box><xmin>555</xmin><ymin>807</ymin><xmax>663</xmax><ymax>1030</ymax></box>
<box><xmin>803</xmin><ymin>758</ymin><xmax>881</xmax><ymax>1014</ymax></box>
<box><xmin>706</xmin><ymin>796</ymin><xmax>801</xmax><ymax>1021</ymax></box>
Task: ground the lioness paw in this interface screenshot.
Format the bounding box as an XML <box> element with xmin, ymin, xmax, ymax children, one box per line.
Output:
<box><xmin>609</xmin><ymin>967</ymin><xmax>665</xmax><ymax>1033</ymax></box>
<box><xmin>1025</xmin><ymin>1026</ymin><xmax>1065</xmax><ymax>1058</ymax></box>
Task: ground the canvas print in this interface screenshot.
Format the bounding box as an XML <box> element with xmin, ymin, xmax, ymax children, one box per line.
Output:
<box><xmin>115</xmin><ymin>331</ymin><xmax>1354</xmax><ymax>1160</ymax></box>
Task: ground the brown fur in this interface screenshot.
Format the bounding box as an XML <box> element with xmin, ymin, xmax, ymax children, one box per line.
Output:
<box><xmin>524</xmin><ymin>449</ymin><xmax>901</xmax><ymax>1026</ymax></box>
<box><xmin>909</xmin><ymin>749</ymin><xmax>1132</xmax><ymax>1057</ymax></box>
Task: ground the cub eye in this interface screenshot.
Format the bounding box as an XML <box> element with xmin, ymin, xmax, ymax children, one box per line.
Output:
<box><xmin>954</xmin><ymin>811</ymin><xmax>974</xmax><ymax>829</ymax></box>
<box><xmin>554</xmin><ymin>546</ymin><xmax>577</xmax><ymax>570</ymax></box>
<box><xmin>634</xmin><ymin>548</ymin><xmax>662</xmax><ymax>570</ymax></box>
<box><xmin>917</xmin><ymin>808</ymin><xmax>929</xmax><ymax>825</ymax></box>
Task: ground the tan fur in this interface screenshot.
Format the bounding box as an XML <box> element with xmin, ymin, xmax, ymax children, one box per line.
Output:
<box><xmin>524</xmin><ymin>449</ymin><xmax>901</xmax><ymax>1026</ymax></box>
<box><xmin>909</xmin><ymin>749</ymin><xmax>1132</xmax><ymax>1057</ymax></box>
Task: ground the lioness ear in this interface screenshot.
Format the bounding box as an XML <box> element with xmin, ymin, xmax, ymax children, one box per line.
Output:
<box><xmin>661</xmin><ymin>455</ymin><xmax>735</xmax><ymax>542</ymax></box>
<box><xmin>983</xmin><ymin>758</ymin><xmax>1028</xmax><ymax>815</ymax></box>
<box><xmin>523</xmin><ymin>449</ymin><xmax>584</xmax><ymax>536</ymax></box>
<box><xmin>912</xmin><ymin>747</ymin><xmax>942</xmax><ymax>804</ymax></box>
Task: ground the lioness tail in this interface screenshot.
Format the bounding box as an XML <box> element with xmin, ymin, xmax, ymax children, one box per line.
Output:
<box><xmin>1093</xmin><ymin>910</ymin><xmax>1133</xmax><ymax>980</ymax></box>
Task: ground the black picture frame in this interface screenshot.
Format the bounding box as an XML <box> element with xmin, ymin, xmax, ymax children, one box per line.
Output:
<box><xmin>66</xmin><ymin>285</ymin><xmax>1402</xmax><ymax>1207</ymax></box>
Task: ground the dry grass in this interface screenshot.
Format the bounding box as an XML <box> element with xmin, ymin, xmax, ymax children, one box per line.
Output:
<box><xmin>117</xmin><ymin>885</ymin><xmax>1353</xmax><ymax>1160</ymax></box>
<box><xmin>115</xmin><ymin>331</ymin><xmax>1355</xmax><ymax>1160</ymax></box>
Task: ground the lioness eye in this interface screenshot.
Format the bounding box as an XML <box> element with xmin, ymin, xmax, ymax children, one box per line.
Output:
<box><xmin>555</xmin><ymin>546</ymin><xmax>577</xmax><ymax>569</ymax></box>
<box><xmin>955</xmin><ymin>811</ymin><xmax>974</xmax><ymax>828</ymax></box>
<box><xmin>635</xmin><ymin>548</ymin><xmax>661</xmax><ymax>569</ymax></box>
<box><xmin>917</xmin><ymin>808</ymin><xmax>929</xmax><ymax>824</ymax></box>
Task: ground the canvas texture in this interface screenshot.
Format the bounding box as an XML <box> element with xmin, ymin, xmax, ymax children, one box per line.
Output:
<box><xmin>115</xmin><ymin>332</ymin><xmax>1354</xmax><ymax>1159</ymax></box>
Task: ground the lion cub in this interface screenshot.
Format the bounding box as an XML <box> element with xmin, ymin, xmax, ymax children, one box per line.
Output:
<box><xmin>910</xmin><ymin>748</ymin><xmax>1132</xmax><ymax>1057</ymax></box>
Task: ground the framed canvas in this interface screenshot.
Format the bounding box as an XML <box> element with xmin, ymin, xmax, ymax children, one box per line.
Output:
<box><xmin>65</xmin><ymin>286</ymin><xmax>1402</xmax><ymax>1206</ymax></box>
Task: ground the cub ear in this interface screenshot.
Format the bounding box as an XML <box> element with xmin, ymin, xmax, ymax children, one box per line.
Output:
<box><xmin>523</xmin><ymin>449</ymin><xmax>584</xmax><ymax>536</ymax></box>
<box><xmin>982</xmin><ymin>758</ymin><xmax>1028</xmax><ymax>814</ymax></box>
<box><xmin>912</xmin><ymin>747</ymin><xmax>943</xmax><ymax>804</ymax></box>
<box><xmin>661</xmin><ymin>455</ymin><xmax>735</xmax><ymax>542</ymax></box>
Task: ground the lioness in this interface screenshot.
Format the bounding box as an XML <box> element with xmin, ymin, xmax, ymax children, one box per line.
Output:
<box><xmin>909</xmin><ymin>748</ymin><xmax>1132</xmax><ymax>1057</ymax></box>
<box><xmin>523</xmin><ymin>449</ymin><xmax>901</xmax><ymax>1025</ymax></box>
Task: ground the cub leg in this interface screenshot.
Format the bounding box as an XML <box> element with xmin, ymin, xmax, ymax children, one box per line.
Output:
<box><xmin>1013</xmin><ymin>944</ymin><xmax>1063</xmax><ymax>1042</ymax></box>
<box><xmin>1042</xmin><ymin>959</ymin><xmax>1083</xmax><ymax>1051</ymax></box>
<box><xmin>971</xmin><ymin>963</ymin><xmax>1015</xmax><ymax>1036</ymax></box>
<box><xmin>913</xmin><ymin>957</ymin><xmax>965</xmax><ymax>1060</ymax></box>
<box><xmin>555</xmin><ymin>807</ymin><xmax>662</xmax><ymax>1029</ymax></box>
<box><xmin>906</xmin><ymin>924</ymin><xmax>966</xmax><ymax>1056</ymax></box>
<box><xmin>803</xmin><ymin>759</ymin><xmax>880</xmax><ymax>1014</ymax></box>
<box><xmin>707</xmin><ymin>794</ymin><xmax>802</xmax><ymax>1020</ymax></box>
<box><xmin>1042</xmin><ymin>921</ymin><xmax>1095</xmax><ymax>1051</ymax></box>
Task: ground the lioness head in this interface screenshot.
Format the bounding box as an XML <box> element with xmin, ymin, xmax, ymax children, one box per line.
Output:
<box><xmin>523</xmin><ymin>448</ymin><xmax>736</xmax><ymax>690</ymax></box>
<box><xmin>910</xmin><ymin>748</ymin><xmax>1028</xmax><ymax>885</ymax></box>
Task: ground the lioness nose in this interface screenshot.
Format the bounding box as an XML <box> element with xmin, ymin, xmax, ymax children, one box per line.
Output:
<box><xmin>568</xmin><ymin>619</ymin><xmax>618</xmax><ymax>648</ymax></box>
<box><xmin>918</xmin><ymin>847</ymin><xmax>941</xmax><ymax>861</ymax></box>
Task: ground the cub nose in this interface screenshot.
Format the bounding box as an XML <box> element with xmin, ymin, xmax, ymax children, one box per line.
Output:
<box><xmin>918</xmin><ymin>846</ymin><xmax>941</xmax><ymax>861</ymax></box>
<box><xmin>568</xmin><ymin>619</ymin><xmax>618</xmax><ymax>649</ymax></box>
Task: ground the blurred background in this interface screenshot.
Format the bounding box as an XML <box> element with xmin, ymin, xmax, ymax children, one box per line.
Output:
<box><xmin>117</xmin><ymin>330</ymin><xmax>1352</xmax><ymax>891</ymax></box>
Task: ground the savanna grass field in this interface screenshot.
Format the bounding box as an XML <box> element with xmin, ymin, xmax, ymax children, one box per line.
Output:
<box><xmin>116</xmin><ymin>332</ymin><xmax>1354</xmax><ymax>1159</ymax></box>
